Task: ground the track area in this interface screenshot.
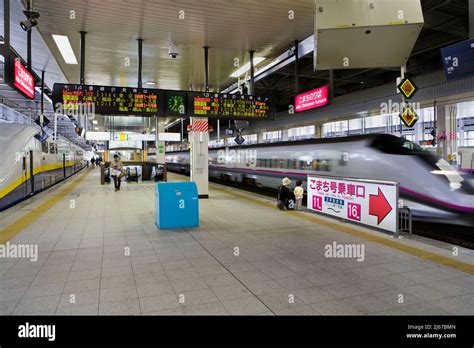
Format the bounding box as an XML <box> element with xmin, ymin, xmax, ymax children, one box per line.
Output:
<box><xmin>412</xmin><ymin>222</ymin><xmax>474</xmax><ymax>250</ymax></box>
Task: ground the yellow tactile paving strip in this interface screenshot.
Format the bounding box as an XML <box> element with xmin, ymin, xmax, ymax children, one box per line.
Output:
<box><xmin>0</xmin><ymin>170</ymin><xmax>90</xmax><ymax>245</ymax></box>
<box><xmin>210</xmin><ymin>183</ymin><xmax>474</xmax><ymax>276</ymax></box>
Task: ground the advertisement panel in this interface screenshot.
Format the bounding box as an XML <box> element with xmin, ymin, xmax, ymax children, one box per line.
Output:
<box><xmin>307</xmin><ymin>175</ymin><xmax>398</xmax><ymax>233</ymax></box>
<box><xmin>13</xmin><ymin>58</ymin><xmax>35</xmax><ymax>99</ymax></box>
<box><xmin>295</xmin><ymin>86</ymin><xmax>329</xmax><ymax>112</ymax></box>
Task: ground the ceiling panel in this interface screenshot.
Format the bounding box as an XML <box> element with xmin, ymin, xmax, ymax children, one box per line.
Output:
<box><xmin>29</xmin><ymin>0</ymin><xmax>315</xmax><ymax>90</ymax></box>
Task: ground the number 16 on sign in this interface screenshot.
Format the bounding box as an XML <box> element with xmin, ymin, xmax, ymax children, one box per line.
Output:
<box><xmin>347</xmin><ymin>203</ymin><xmax>361</xmax><ymax>221</ymax></box>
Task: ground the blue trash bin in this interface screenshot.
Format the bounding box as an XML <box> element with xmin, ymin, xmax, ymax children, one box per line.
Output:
<box><xmin>155</xmin><ymin>182</ymin><xmax>199</xmax><ymax>229</ymax></box>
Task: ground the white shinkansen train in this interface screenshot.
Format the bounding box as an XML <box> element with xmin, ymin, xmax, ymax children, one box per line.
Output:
<box><xmin>0</xmin><ymin>123</ymin><xmax>87</xmax><ymax>211</ymax></box>
<box><xmin>166</xmin><ymin>134</ymin><xmax>474</xmax><ymax>226</ymax></box>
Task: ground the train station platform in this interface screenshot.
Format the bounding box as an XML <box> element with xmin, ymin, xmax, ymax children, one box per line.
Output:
<box><xmin>0</xmin><ymin>168</ymin><xmax>473</xmax><ymax>316</ymax></box>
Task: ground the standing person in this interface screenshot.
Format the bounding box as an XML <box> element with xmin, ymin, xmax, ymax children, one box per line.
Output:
<box><xmin>294</xmin><ymin>180</ymin><xmax>304</xmax><ymax>211</ymax></box>
<box><xmin>111</xmin><ymin>154</ymin><xmax>124</xmax><ymax>191</ymax></box>
<box><xmin>277</xmin><ymin>177</ymin><xmax>291</xmax><ymax>210</ymax></box>
<box><xmin>90</xmin><ymin>156</ymin><xmax>96</xmax><ymax>168</ymax></box>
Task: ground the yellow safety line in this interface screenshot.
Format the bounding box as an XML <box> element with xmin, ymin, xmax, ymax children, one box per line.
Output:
<box><xmin>209</xmin><ymin>183</ymin><xmax>474</xmax><ymax>275</ymax></box>
<box><xmin>0</xmin><ymin>169</ymin><xmax>90</xmax><ymax>244</ymax></box>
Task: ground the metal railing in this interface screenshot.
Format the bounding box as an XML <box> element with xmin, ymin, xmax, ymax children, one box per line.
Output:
<box><xmin>398</xmin><ymin>207</ymin><xmax>412</xmax><ymax>236</ymax></box>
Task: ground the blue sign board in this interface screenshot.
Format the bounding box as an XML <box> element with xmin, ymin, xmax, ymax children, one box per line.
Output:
<box><xmin>441</xmin><ymin>39</ymin><xmax>474</xmax><ymax>81</ymax></box>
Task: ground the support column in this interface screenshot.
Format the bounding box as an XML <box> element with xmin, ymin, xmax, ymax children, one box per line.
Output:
<box><xmin>189</xmin><ymin>46</ymin><xmax>210</xmax><ymax>198</ymax></box>
<box><xmin>155</xmin><ymin>117</ymin><xmax>165</xmax><ymax>164</ymax></box>
<box><xmin>190</xmin><ymin>123</ymin><xmax>209</xmax><ymax>198</ymax></box>
<box><xmin>445</xmin><ymin>105</ymin><xmax>458</xmax><ymax>165</ymax></box>
<box><xmin>315</xmin><ymin>123</ymin><xmax>323</xmax><ymax>138</ymax></box>
<box><xmin>436</xmin><ymin>104</ymin><xmax>447</xmax><ymax>159</ymax></box>
<box><xmin>414</xmin><ymin>112</ymin><xmax>424</xmax><ymax>144</ymax></box>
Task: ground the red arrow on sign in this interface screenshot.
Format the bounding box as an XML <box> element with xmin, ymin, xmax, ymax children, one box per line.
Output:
<box><xmin>369</xmin><ymin>188</ymin><xmax>392</xmax><ymax>225</ymax></box>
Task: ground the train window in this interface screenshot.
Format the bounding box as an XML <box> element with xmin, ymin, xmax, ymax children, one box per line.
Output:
<box><xmin>272</xmin><ymin>159</ymin><xmax>278</xmax><ymax>168</ymax></box>
<box><xmin>371</xmin><ymin>135</ymin><xmax>424</xmax><ymax>155</ymax></box>
<box><xmin>42</xmin><ymin>142</ymin><xmax>49</xmax><ymax>154</ymax></box>
<box><xmin>310</xmin><ymin>159</ymin><xmax>333</xmax><ymax>172</ymax></box>
<box><xmin>49</xmin><ymin>143</ymin><xmax>57</xmax><ymax>154</ymax></box>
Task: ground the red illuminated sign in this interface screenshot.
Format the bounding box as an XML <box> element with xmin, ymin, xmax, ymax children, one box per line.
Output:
<box><xmin>295</xmin><ymin>86</ymin><xmax>328</xmax><ymax>112</ymax></box>
<box><xmin>13</xmin><ymin>58</ymin><xmax>35</xmax><ymax>99</ymax></box>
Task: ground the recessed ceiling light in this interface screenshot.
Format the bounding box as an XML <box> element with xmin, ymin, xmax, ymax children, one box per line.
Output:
<box><xmin>92</xmin><ymin>120</ymin><xmax>98</xmax><ymax>124</ymax></box>
<box><xmin>230</xmin><ymin>57</ymin><xmax>265</xmax><ymax>78</ymax></box>
<box><xmin>52</xmin><ymin>34</ymin><xmax>78</xmax><ymax>64</ymax></box>
<box><xmin>94</xmin><ymin>127</ymin><xmax>99</xmax><ymax>130</ymax></box>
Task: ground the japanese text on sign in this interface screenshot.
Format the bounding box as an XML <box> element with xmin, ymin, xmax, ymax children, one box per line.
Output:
<box><xmin>307</xmin><ymin>175</ymin><xmax>398</xmax><ymax>233</ymax></box>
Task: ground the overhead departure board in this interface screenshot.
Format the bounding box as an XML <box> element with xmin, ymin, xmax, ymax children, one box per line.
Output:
<box><xmin>188</xmin><ymin>92</ymin><xmax>275</xmax><ymax>120</ymax></box>
<box><xmin>52</xmin><ymin>84</ymin><xmax>163</xmax><ymax>116</ymax></box>
<box><xmin>52</xmin><ymin>83</ymin><xmax>275</xmax><ymax>120</ymax></box>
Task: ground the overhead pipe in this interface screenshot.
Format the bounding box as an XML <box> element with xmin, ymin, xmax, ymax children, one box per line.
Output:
<box><xmin>470</xmin><ymin>0</ymin><xmax>474</xmax><ymax>38</ymax></box>
<box><xmin>26</xmin><ymin>0</ymin><xmax>32</xmax><ymax>69</ymax></box>
<box><xmin>203</xmin><ymin>46</ymin><xmax>209</xmax><ymax>92</ymax></box>
<box><xmin>138</xmin><ymin>38</ymin><xmax>143</xmax><ymax>88</ymax></box>
<box><xmin>79</xmin><ymin>31</ymin><xmax>86</xmax><ymax>84</ymax></box>
<box><xmin>294</xmin><ymin>40</ymin><xmax>299</xmax><ymax>95</ymax></box>
<box><xmin>3</xmin><ymin>0</ymin><xmax>11</xmax><ymax>85</ymax></box>
<box><xmin>40</xmin><ymin>70</ymin><xmax>44</xmax><ymax>127</ymax></box>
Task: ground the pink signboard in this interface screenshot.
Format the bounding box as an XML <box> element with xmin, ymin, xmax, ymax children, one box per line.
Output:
<box><xmin>13</xmin><ymin>58</ymin><xmax>35</xmax><ymax>99</ymax></box>
<box><xmin>294</xmin><ymin>86</ymin><xmax>328</xmax><ymax>112</ymax></box>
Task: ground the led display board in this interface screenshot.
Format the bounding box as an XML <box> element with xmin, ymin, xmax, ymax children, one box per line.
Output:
<box><xmin>53</xmin><ymin>84</ymin><xmax>275</xmax><ymax>120</ymax></box>
<box><xmin>187</xmin><ymin>92</ymin><xmax>275</xmax><ymax>120</ymax></box>
<box><xmin>52</xmin><ymin>83</ymin><xmax>163</xmax><ymax>116</ymax></box>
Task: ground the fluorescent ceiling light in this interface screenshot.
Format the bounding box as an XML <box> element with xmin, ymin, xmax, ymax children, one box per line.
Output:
<box><xmin>94</xmin><ymin>127</ymin><xmax>99</xmax><ymax>130</ymax></box>
<box><xmin>93</xmin><ymin>120</ymin><xmax>98</xmax><ymax>124</ymax></box>
<box><xmin>145</xmin><ymin>81</ymin><xmax>156</xmax><ymax>85</ymax></box>
<box><xmin>230</xmin><ymin>57</ymin><xmax>265</xmax><ymax>78</ymax></box>
<box><xmin>52</xmin><ymin>35</ymin><xmax>78</xmax><ymax>64</ymax></box>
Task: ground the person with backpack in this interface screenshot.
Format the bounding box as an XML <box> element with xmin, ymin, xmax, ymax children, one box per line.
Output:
<box><xmin>277</xmin><ymin>177</ymin><xmax>291</xmax><ymax>210</ymax></box>
<box><xmin>90</xmin><ymin>157</ymin><xmax>96</xmax><ymax>168</ymax></box>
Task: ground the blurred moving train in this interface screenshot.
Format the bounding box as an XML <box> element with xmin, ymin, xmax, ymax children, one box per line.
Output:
<box><xmin>0</xmin><ymin>123</ymin><xmax>87</xmax><ymax>211</ymax></box>
<box><xmin>166</xmin><ymin>134</ymin><xmax>474</xmax><ymax>226</ymax></box>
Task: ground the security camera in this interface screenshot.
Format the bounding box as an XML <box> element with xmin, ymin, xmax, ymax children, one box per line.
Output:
<box><xmin>168</xmin><ymin>43</ymin><xmax>179</xmax><ymax>59</ymax></box>
<box><xmin>20</xmin><ymin>11</ymin><xmax>40</xmax><ymax>31</ymax></box>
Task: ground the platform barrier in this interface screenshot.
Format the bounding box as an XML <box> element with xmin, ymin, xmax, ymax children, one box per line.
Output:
<box><xmin>398</xmin><ymin>207</ymin><xmax>413</xmax><ymax>236</ymax></box>
<box><xmin>155</xmin><ymin>182</ymin><xmax>199</xmax><ymax>229</ymax></box>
